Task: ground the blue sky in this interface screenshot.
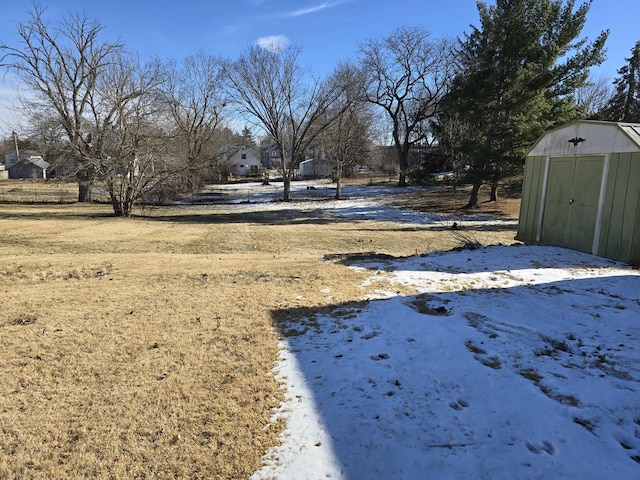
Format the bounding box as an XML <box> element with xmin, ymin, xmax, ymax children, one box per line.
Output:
<box><xmin>1</xmin><ymin>0</ymin><xmax>639</xmax><ymax>136</ymax></box>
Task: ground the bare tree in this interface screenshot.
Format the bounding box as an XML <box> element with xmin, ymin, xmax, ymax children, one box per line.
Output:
<box><xmin>24</xmin><ymin>113</ymin><xmax>69</xmax><ymax>171</ymax></box>
<box><xmin>432</xmin><ymin>110</ymin><xmax>472</xmax><ymax>187</ymax></box>
<box><xmin>161</xmin><ymin>52</ymin><xmax>227</xmax><ymax>192</ymax></box>
<box><xmin>0</xmin><ymin>5</ymin><xmax>124</xmax><ymax>201</ymax></box>
<box><xmin>359</xmin><ymin>26</ymin><xmax>454</xmax><ymax>186</ymax></box>
<box><xmin>318</xmin><ymin>63</ymin><xmax>374</xmax><ymax>199</ymax></box>
<box><xmin>224</xmin><ymin>44</ymin><xmax>348</xmax><ymax>201</ymax></box>
<box><xmin>96</xmin><ymin>56</ymin><xmax>168</xmax><ymax>217</ymax></box>
<box><xmin>573</xmin><ymin>74</ymin><xmax>612</xmax><ymax>119</ymax></box>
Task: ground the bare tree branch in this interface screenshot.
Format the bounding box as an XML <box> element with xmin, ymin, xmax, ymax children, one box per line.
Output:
<box><xmin>359</xmin><ymin>26</ymin><xmax>454</xmax><ymax>186</ymax></box>
<box><xmin>0</xmin><ymin>4</ymin><xmax>124</xmax><ymax>201</ymax></box>
<box><xmin>225</xmin><ymin>44</ymin><xmax>352</xmax><ymax>200</ymax></box>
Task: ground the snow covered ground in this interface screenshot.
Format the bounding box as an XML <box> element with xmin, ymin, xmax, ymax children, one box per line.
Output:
<box><xmin>184</xmin><ymin>180</ymin><xmax>517</xmax><ymax>230</ymax></box>
<box><xmin>197</xmin><ymin>181</ymin><xmax>640</xmax><ymax>479</ymax></box>
<box><xmin>253</xmin><ymin>244</ymin><xmax>640</xmax><ymax>479</ymax></box>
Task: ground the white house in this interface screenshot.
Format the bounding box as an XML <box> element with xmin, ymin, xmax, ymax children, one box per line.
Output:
<box><xmin>225</xmin><ymin>146</ymin><xmax>263</xmax><ymax>177</ymax></box>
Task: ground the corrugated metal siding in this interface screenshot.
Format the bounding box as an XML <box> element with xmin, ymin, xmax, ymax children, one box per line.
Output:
<box><xmin>519</xmin><ymin>121</ymin><xmax>640</xmax><ymax>265</ymax></box>
<box><xmin>631</xmin><ymin>207</ymin><xmax>640</xmax><ymax>266</ymax></box>
<box><xmin>541</xmin><ymin>157</ymin><xmax>576</xmax><ymax>247</ymax></box>
<box><xmin>534</xmin><ymin>155</ymin><xmax>604</xmax><ymax>253</ymax></box>
<box><xmin>516</xmin><ymin>156</ymin><xmax>546</xmax><ymax>242</ymax></box>
<box><xmin>562</xmin><ymin>156</ymin><xmax>603</xmax><ymax>253</ymax></box>
<box><xmin>597</xmin><ymin>152</ymin><xmax>640</xmax><ymax>265</ymax></box>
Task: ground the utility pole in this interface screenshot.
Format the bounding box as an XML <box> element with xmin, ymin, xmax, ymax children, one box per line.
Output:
<box><xmin>12</xmin><ymin>130</ymin><xmax>20</xmax><ymax>161</ymax></box>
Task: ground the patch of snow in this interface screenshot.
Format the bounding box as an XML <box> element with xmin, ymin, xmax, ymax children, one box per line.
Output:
<box><xmin>180</xmin><ymin>180</ymin><xmax>517</xmax><ymax>230</ymax></box>
<box><xmin>253</xmin><ymin>245</ymin><xmax>640</xmax><ymax>479</ymax></box>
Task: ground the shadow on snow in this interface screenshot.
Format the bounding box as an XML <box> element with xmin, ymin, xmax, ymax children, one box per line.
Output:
<box><xmin>265</xmin><ymin>244</ymin><xmax>640</xmax><ymax>478</ymax></box>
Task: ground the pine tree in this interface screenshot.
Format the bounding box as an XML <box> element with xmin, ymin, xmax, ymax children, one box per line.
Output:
<box><xmin>600</xmin><ymin>42</ymin><xmax>640</xmax><ymax>122</ymax></box>
<box><xmin>241</xmin><ymin>126</ymin><xmax>256</xmax><ymax>147</ymax></box>
<box><xmin>444</xmin><ymin>0</ymin><xmax>608</xmax><ymax>207</ymax></box>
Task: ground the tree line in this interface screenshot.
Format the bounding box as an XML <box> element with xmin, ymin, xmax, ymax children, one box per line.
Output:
<box><xmin>1</xmin><ymin>1</ymin><xmax>638</xmax><ymax>217</ymax></box>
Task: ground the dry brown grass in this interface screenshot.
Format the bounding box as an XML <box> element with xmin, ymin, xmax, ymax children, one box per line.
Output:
<box><xmin>383</xmin><ymin>182</ymin><xmax>522</xmax><ymax>219</ymax></box>
<box><xmin>0</xmin><ymin>179</ymin><xmax>78</xmax><ymax>203</ymax></box>
<box><xmin>0</xmin><ymin>180</ymin><xmax>519</xmax><ymax>479</ymax></box>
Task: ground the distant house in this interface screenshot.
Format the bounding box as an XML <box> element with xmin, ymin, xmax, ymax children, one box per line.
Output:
<box><xmin>4</xmin><ymin>151</ymin><xmax>50</xmax><ymax>179</ymax></box>
<box><xmin>224</xmin><ymin>146</ymin><xmax>263</xmax><ymax>177</ymax></box>
<box><xmin>261</xmin><ymin>144</ymin><xmax>290</xmax><ymax>171</ymax></box>
<box><xmin>299</xmin><ymin>158</ymin><xmax>333</xmax><ymax>179</ymax></box>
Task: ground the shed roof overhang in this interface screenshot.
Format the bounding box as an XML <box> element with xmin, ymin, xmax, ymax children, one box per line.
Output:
<box><xmin>527</xmin><ymin>120</ymin><xmax>640</xmax><ymax>157</ymax></box>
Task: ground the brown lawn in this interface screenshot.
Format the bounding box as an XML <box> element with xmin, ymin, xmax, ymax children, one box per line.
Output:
<box><xmin>0</xmin><ymin>180</ymin><xmax>519</xmax><ymax>479</ymax></box>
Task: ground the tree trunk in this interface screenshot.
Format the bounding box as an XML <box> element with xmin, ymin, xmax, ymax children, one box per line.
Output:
<box><xmin>335</xmin><ymin>173</ymin><xmax>342</xmax><ymax>200</ymax></box>
<box><xmin>111</xmin><ymin>198</ymin><xmax>124</xmax><ymax>217</ymax></box>
<box><xmin>76</xmin><ymin>162</ymin><xmax>95</xmax><ymax>202</ymax></box>
<box><xmin>464</xmin><ymin>180</ymin><xmax>482</xmax><ymax>209</ymax></box>
<box><xmin>111</xmin><ymin>202</ymin><xmax>132</xmax><ymax>217</ymax></box>
<box><xmin>489</xmin><ymin>181</ymin><xmax>498</xmax><ymax>202</ymax></box>
<box><xmin>397</xmin><ymin>145</ymin><xmax>408</xmax><ymax>187</ymax></box>
<box><xmin>78</xmin><ymin>181</ymin><xmax>93</xmax><ymax>202</ymax></box>
<box><xmin>109</xmin><ymin>188</ymin><xmax>127</xmax><ymax>217</ymax></box>
<box><xmin>398</xmin><ymin>170</ymin><xmax>407</xmax><ymax>187</ymax></box>
<box><xmin>283</xmin><ymin>174</ymin><xmax>291</xmax><ymax>201</ymax></box>
<box><xmin>122</xmin><ymin>197</ymin><xmax>133</xmax><ymax>217</ymax></box>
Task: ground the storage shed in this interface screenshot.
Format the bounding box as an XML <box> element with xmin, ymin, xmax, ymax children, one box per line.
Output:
<box><xmin>516</xmin><ymin>120</ymin><xmax>640</xmax><ymax>265</ymax></box>
<box><xmin>7</xmin><ymin>155</ymin><xmax>50</xmax><ymax>179</ymax></box>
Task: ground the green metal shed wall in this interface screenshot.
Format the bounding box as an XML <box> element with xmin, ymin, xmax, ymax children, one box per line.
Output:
<box><xmin>597</xmin><ymin>152</ymin><xmax>640</xmax><ymax>265</ymax></box>
<box><xmin>516</xmin><ymin>155</ymin><xmax>546</xmax><ymax>243</ymax></box>
<box><xmin>631</xmin><ymin>212</ymin><xmax>640</xmax><ymax>266</ymax></box>
<box><xmin>518</xmin><ymin>152</ymin><xmax>640</xmax><ymax>265</ymax></box>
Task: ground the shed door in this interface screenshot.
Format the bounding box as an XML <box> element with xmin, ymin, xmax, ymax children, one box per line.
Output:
<box><xmin>541</xmin><ymin>156</ymin><xmax>604</xmax><ymax>253</ymax></box>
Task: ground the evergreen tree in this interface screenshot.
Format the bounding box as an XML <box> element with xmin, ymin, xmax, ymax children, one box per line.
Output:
<box><xmin>241</xmin><ymin>126</ymin><xmax>256</xmax><ymax>147</ymax></box>
<box><xmin>444</xmin><ymin>0</ymin><xmax>608</xmax><ymax>207</ymax></box>
<box><xmin>600</xmin><ymin>42</ymin><xmax>640</xmax><ymax>122</ymax></box>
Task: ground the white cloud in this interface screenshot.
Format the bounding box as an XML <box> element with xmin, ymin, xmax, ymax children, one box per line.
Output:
<box><xmin>283</xmin><ymin>1</ymin><xmax>344</xmax><ymax>18</ymax></box>
<box><xmin>256</xmin><ymin>35</ymin><xmax>290</xmax><ymax>53</ymax></box>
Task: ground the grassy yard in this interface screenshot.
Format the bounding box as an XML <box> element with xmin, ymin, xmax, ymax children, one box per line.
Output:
<box><xmin>0</xmin><ymin>180</ymin><xmax>520</xmax><ymax>479</ymax></box>
<box><xmin>0</xmin><ymin>179</ymin><xmax>78</xmax><ymax>204</ymax></box>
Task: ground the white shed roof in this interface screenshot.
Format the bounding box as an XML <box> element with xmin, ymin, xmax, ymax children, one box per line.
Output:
<box><xmin>8</xmin><ymin>155</ymin><xmax>50</xmax><ymax>170</ymax></box>
<box><xmin>527</xmin><ymin>120</ymin><xmax>640</xmax><ymax>157</ymax></box>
